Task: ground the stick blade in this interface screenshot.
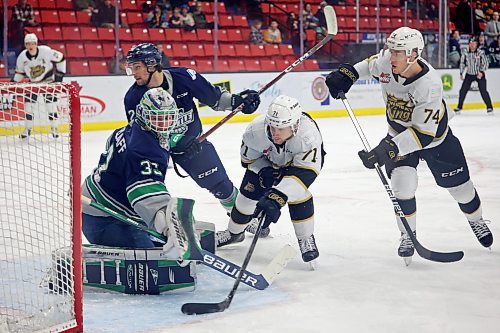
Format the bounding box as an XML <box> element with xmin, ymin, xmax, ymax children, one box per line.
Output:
<box><xmin>415</xmin><ymin>244</ymin><xmax>464</xmax><ymax>263</ymax></box>
<box><xmin>181</xmin><ymin>300</ymin><xmax>229</xmax><ymax>315</ymax></box>
<box><xmin>324</xmin><ymin>5</ymin><xmax>338</xmax><ymax>35</ymax></box>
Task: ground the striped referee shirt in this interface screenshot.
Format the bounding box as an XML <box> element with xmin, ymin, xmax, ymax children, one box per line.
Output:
<box><xmin>459</xmin><ymin>49</ymin><xmax>489</xmax><ymax>75</ymax></box>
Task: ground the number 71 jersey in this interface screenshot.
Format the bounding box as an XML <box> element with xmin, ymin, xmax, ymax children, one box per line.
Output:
<box><xmin>240</xmin><ymin>114</ymin><xmax>324</xmax><ymax>174</ymax></box>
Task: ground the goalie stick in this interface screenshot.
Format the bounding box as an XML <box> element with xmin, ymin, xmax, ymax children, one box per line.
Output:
<box><xmin>339</xmin><ymin>91</ymin><xmax>464</xmax><ymax>263</ymax></box>
<box><xmin>81</xmin><ymin>196</ymin><xmax>295</xmax><ymax>290</ymax></box>
<box><xmin>181</xmin><ymin>213</ymin><xmax>267</xmax><ymax>315</ymax></box>
<box><xmin>197</xmin><ymin>5</ymin><xmax>338</xmax><ymax>142</ymax></box>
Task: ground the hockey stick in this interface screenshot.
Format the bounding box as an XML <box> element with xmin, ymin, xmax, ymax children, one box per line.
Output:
<box><xmin>339</xmin><ymin>92</ymin><xmax>464</xmax><ymax>263</ymax></box>
<box><xmin>82</xmin><ymin>196</ymin><xmax>295</xmax><ymax>289</ymax></box>
<box><xmin>181</xmin><ymin>213</ymin><xmax>266</xmax><ymax>315</ymax></box>
<box><xmin>197</xmin><ymin>5</ymin><xmax>338</xmax><ymax>143</ymax></box>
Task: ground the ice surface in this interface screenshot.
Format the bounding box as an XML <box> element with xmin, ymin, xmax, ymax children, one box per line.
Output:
<box><xmin>81</xmin><ymin>109</ymin><xmax>500</xmax><ymax>333</ymax></box>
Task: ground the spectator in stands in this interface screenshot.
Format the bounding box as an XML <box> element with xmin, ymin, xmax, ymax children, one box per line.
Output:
<box><xmin>426</xmin><ymin>3</ymin><xmax>439</xmax><ymax>20</ymax></box>
<box><xmin>314</xmin><ymin>2</ymin><xmax>328</xmax><ymax>32</ymax></box>
<box><xmin>156</xmin><ymin>44</ymin><xmax>171</xmax><ymax>68</ymax></box>
<box><xmin>449</xmin><ymin>29</ymin><xmax>462</xmax><ymax>68</ymax></box>
<box><xmin>474</xmin><ymin>1</ymin><xmax>486</xmax><ymax>21</ymax></box>
<box><xmin>92</xmin><ymin>0</ymin><xmax>126</xmax><ymax>28</ymax></box>
<box><xmin>10</xmin><ymin>0</ymin><xmax>38</xmax><ymax>53</ymax></box>
<box><xmin>484</xmin><ymin>11</ymin><xmax>500</xmax><ymax>43</ymax></box>
<box><xmin>168</xmin><ymin>7</ymin><xmax>183</xmax><ymax>29</ymax></box>
<box><xmin>145</xmin><ymin>4</ymin><xmax>168</xmax><ymax>28</ymax></box>
<box><xmin>191</xmin><ymin>1</ymin><xmax>212</xmax><ymax>29</ymax></box>
<box><xmin>483</xmin><ymin>1</ymin><xmax>497</xmax><ymax>21</ymax></box>
<box><xmin>302</xmin><ymin>3</ymin><xmax>319</xmax><ymax>30</ymax></box>
<box><xmin>287</xmin><ymin>12</ymin><xmax>299</xmax><ymax>40</ymax></box>
<box><xmin>455</xmin><ymin>0</ymin><xmax>473</xmax><ymax>34</ymax></box>
<box><xmin>478</xmin><ymin>33</ymin><xmax>488</xmax><ymax>54</ymax></box>
<box><xmin>74</xmin><ymin>0</ymin><xmax>96</xmax><ymax>13</ymax></box>
<box><xmin>264</xmin><ymin>20</ymin><xmax>282</xmax><ymax>44</ymax></box>
<box><xmin>249</xmin><ymin>19</ymin><xmax>264</xmax><ymax>45</ymax></box>
<box><xmin>109</xmin><ymin>48</ymin><xmax>126</xmax><ymax>74</ymax></box>
<box><xmin>180</xmin><ymin>4</ymin><xmax>195</xmax><ymax>31</ymax></box>
<box><xmin>487</xmin><ymin>34</ymin><xmax>500</xmax><ymax>67</ymax></box>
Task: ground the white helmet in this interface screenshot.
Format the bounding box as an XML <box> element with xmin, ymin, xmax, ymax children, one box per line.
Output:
<box><xmin>136</xmin><ymin>88</ymin><xmax>180</xmax><ymax>140</ymax></box>
<box><xmin>265</xmin><ymin>95</ymin><xmax>303</xmax><ymax>135</ymax></box>
<box><xmin>24</xmin><ymin>33</ymin><xmax>38</xmax><ymax>45</ymax></box>
<box><xmin>386</xmin><ymin>27</ymin><xmax>424</xmax><ymax>58</ymax></box>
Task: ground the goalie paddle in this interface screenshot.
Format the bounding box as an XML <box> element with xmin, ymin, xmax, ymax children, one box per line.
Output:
<box><xmin>181</xmin><ymin>214</ymin><xmax>266</xmax><ymax>315</ymax></box>
<box><xmin>197</xmin><ymin>5</ymin><xmax>338</xmax><ymax>142</ymax></box>
<box><xmin>339</xmin><ymin>91</ymin><xmax>464</xmax><ymax>263</ymax></box>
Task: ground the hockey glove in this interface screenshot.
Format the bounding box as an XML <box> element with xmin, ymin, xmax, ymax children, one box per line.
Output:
<box><xmin>358</xmin><ymin>136</ymin><xmax>399</xmax><ymax>169</ymax></box>
<box><xmin>258</xmin><ymin>167</ymin><xmax>283</xmax><ymax>189</ymax></box>
<box><xmin>325</xmin><ymin>64</ymin><xmax>359</xmax><ymax>99</ymax></box>
<box><xmin>170</xmin><ymin>134</ymin><xmax>202</xmax><ymax>159</ymax></box>
<box><xmin>54</xmin><ymin>71</ymin><xmax>65</xmax><ymax>82</ymax></box>
<box><xmin>254</xmin><ymin>188</ymin><xmax>288</xmax><ymax>228</ymax></box>
<box><xmin>231</xmin><ymin>89</ymin><xmax>261</xmax><ymax>114</ymax></box>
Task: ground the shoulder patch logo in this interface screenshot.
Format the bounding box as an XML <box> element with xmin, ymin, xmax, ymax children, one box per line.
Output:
<box><xmin>380</xmin><ymin>72</ymin><xmax>391</xmax><ymax>84</ymax></box>
<box><xmin>186</xmin><ymin>69</ymin><xmax>197</xmax><ymax>80</ymax></box>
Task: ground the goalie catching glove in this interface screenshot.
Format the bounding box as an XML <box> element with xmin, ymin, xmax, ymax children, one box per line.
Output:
<box><xmin>358</xmin><ymin>136</ymin><xmax>399</xmax><ymax>169</ymax></box>
<box><xmin>253</xmin><ymin>188</ymin><xmax>288</xmax><ymax>228</ymax></box>
<box><xmin>153</xmin><ymin>197</ymin><xmax>200</xmax><ymax>261</ymax></box>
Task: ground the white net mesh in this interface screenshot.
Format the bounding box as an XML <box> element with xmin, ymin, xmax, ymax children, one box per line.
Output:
<box><xmin>0</xmin><ymin>82</ymin><xmax>81</xmax><ymax>333</ymax></box>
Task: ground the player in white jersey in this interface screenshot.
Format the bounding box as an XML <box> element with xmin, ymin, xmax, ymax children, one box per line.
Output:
<box><xmin>326</xmin><ymin>27</ymin><xmax>492</xmax><ymax>262</ymax></box>
<box><xmin>13</xmin><ymin>33</ymin><xmax>66</xmax><ymax>139</ymax></box>
<box><xmin>216</xmin><ymin>95</ymin><xmax>326</xmax><ymax>263</ymax></box>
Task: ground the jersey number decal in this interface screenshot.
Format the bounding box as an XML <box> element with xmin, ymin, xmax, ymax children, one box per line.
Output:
<box><xmin>96</xmin><ymin>145</ymin><xmax>114</xmax><ymax>178</ymax></box>
<box><xmin>424</xmin><ymin>109</ymin><xmax>440</xmax><ymax>124</ymax></box>
<box><xmin>302</xmin><ymin>148</ymin><xmax>318</xmax><ymax>163</ymax></box>
<box><xmin>140</xmin><ymin>160</ymin><xmax>162</xmax><ymax>176</ymax></box>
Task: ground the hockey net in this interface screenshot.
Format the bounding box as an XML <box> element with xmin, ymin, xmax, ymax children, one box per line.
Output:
<box><xmin>0</xmin><ymin>82</ymin><xmax>82</xmax><ymax>332</ymax></box>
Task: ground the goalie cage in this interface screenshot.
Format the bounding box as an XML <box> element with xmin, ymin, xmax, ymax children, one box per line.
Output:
<box><xmin>0</xmin><ymin>82</ymin><xmax>83</xmax><ymax>333</ymax></box>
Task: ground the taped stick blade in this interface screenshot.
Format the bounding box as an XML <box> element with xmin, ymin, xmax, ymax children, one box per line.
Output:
<box><xmin>324</xmin><ymin>5</ymin><xmax>338</xmax><ymax>35</ymax></box>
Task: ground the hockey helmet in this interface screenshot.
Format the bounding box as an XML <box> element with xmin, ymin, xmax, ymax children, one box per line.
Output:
<box><xmin>24</xmin><ymin>33</ymin><xmax>38</xmax><ymax>45</ymax></box>
<box><xmin>386</xmin><ymin>27</ymin><xmax>424</xmax><ymax>58</ymax></box>
<box><xmin>136</xmin><ymin>88</ymin><xmax>180</xmax><ymax>139</ymax></box>
<box><xmin>126</xmin><ymin>43</ymin><xmax>162</xmax><ymax>69</ymax></box>
<box><xmin>265</xmin><ymin>95</ymin><xmax>303</xmax><ymax>135</ymax></box>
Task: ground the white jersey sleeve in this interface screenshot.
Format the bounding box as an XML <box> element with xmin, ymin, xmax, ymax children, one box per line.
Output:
<box><xmin>354</xmin><ymin>49</ymin><xmax>387</xmax><ymax>80</ymax></box>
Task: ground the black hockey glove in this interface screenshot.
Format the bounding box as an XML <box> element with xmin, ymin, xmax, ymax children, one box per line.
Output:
<box><xmin>231</xmin><ymin>89</ymin><xmax>261</xmax><ymax>114</ymax></box>
<box><xmin>253</xmin><ymin>188</ymin><xmax>288</xmax><ymax>228</ymax></box>
<box><xmin>258</xmin><ymin>167</ymin><xmax>283</xmax><ymax>189</ymax></box>
<box><xmin>325</xmin><ymin>64</ymin><xmax>359</xmax><ymax>99</ymax></box>
<box><xmin>358</xmin><ymin>136</ymin><xmax>399</xmax><ymax>169</ymax></box>
<box><xmin>170</xmin><ymin>134</ymin><xmax>202</xmax><ymax>159</ymax></box>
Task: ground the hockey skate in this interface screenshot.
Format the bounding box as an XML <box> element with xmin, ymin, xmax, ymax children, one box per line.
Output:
<box><xmin>216</xmin><ymin>230</ymin><xmax>245</xmax><ymax>248</ymax></box>
<box><xmin>468</xmin><ymin>219</ymin><xmax>493</xmax><ymax>248</ymax></box>
<box><xmin>298</xmin><ymin>234</ymin><xmax>319</xmax><ymax>265</ymax></box>
<box><xmin>453</xmin><ymin>108</ymin><xmax>462</xmax><ymax>115</ymax></box>
<box><xmin>51</xmin><ymin>127</ymin><xmax>59</xmax><ymax>138</ymax></box>
<box><xmin>398</xmin><ymin>231</ymin><xmax>416</xmax><ymax>266</ymax></box>
<box><xmin>245</xmin><ymin>218</ymin><xmax>270</xmax><ymax>238</ymax></box>
<box><xmin>19</xmin><ymin>129</ymin><xmax>31</xmax><ymax>139</ymax></box>
<box><xmin>487</xmin><ymin>108</ymin><xmax>494</xmax><ymax>115</ymax></box>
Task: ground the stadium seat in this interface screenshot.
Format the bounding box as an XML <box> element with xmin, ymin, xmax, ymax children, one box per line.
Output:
<box><xmin>120</xmin><ymin>0</ymin><xmax>139</xmax><ymax>11</ymax></box>
<box><xmin>264</xmin><ymin>44</ymin><xmax>280</xmax><ymax>56</ymax></box>
<box><xmin>127</xmin><ymin>12</ymin><xmax>144</xmax><ymax>26</ymax></box>
<box><xmin>227</xmin><ymin>29</ymin><xmax>243</xmax><ymax>42</ymax></box>
<box><xmin>274</xmin><ymin>59</ymin><xmax>290</xmax><ymax>70</ymax></box>
<box><xmin>89</xmin><ymin>60</ymin><xmax>109</xmax><ymax>75</ymax></box>
<box><xmin>278</xmin><ymin>44</ymin><xmax>294</xmax><ymax>56</ymax></box>
<box><xmin>69</xmin><ymin>60</ymin><xmax>90</xmax><ymax>75</ymax></box>
<box><xmin>218</xmin><ymin>15</ymin><xmax>234</xmax><ymax>27</ymax></box>
<box><xmin>76</xmin><ymin>11</ymin><xmax>91</xmax><ymax>25</ymax></box>
<box><xmin>197</xmin><ymin>29</ymin><xmax>213</xmax><ymax>42</ymax></box>
<box><xmin>149</xmin><ymin>28</ymin><xmax>167</xmax><ymax>42</ymax></box>
<box><xmin>228</xmin><ymin>59</ymin><xmax>245</xmax><ymax>71</ymax></box>
<box><xmin>260</xmin><ymin>59</ymin><xmax>277</xmax><ymax>71</ymax></box>
<box><xmin>163</xmin><ymin>44</ymin><xmax>174</xmax><ymax>58</ymax></box>
<box><xmin>197</xmin><ymin>59</ymin><xmax>214</xmax><ymax>73</ymax></box>
<box><xmin>303</xmin><ymin>59</ymin><xmax>319</xmax><ymax>70</ymax></box>
<box><xmin>188</xmin><ymin>44</ymin><xmax>205</xmax><ymax>57</ymax></box>
<box><xmin>166</xmin><ymin>29</ymin><xmax>182</xmax><ymax>42</ymax></box>
<box><xmin>65</xmin><ymin>43</ymin><xmax>85</xmax><ymax>58</ymax></box>
<box><xmin>61</xmin><ymin>27</ymin><xmax>81</xmax><ymax>40</ymax></box>
<box><xmin>39</xmin><ymin>0</ymin><xmax>56</xmax><ymax>9</ymax></box>
<box><xmin>203</xmin><ymin>43</ymin><xmax>215</xmax><ymax>57</ymax></box>
<box><xmin>181</xmin><ymin>30</ymin><xmax>198</xmax><ymax>42</ymax></box>
<box><xmin>50</xmin><ymin>42</ymin><xmax>66</xmax><ymax>55</ymax></box>
<box><xmin>97</xmin><ymin>28</ymin><xmax>115</xmax><ymax>41</ymax></box>
<box><xmin>232</xmin><ymin>16</ymin><xmax>248</xmax><ymax>28</ymax></box>
<box><xmin>249</xmin><ymin>45</ymin><xmax>265</xmax><ymax>57</ymax></box>
<box><xmin>172</xmin><ymin>44</ymin><xmax>189</xmax><ymax>59</ymax></box>
<box><xmin>62</xmin><ymin>11</ymin><xmax>77</xmax><ymax>25</ymax></box>
<box><xmin>56</xmin><ymin>0</ymin><xmax>73</xmax><ymax>10</ymax></box>
<box><xmin>179</xmin><ymin>60</ymin><xmax>197</xmax><ymax>70</ymax></box>
<box><xmin>217</xmin><ymin>29</ymin><xmax>229</xmax><ymax>42</ymax></box>
<box><xmin>234</xmin><ymin>44</ymin><xmax>250</xmax><ymax>57</ymax></box>
<box><xmin>42</xmin><ymin>27</ymin><xmax>62</xmax><ymax>40</ymax></box>
<box><xmin>244</xmin><ymin>59</ymin><xmax>261</xmax><ymax>71</ymax></box>
<box><xmin>131</xmin><ymin>28</ymin><xmax>150</xmax><ymax>41</ymax></box>
<box><xmin>214</xmin><ymin>60</ymin><xmax>230</xmax><ymax>72</ymax></box>
<box><xmin>216</xmin><ymin>2</ymin><xmax>227</xmax><ymax>14</ymax></box>
<box><xmin>79</xmin><ymin>27</ymin><xmax>99</xmax><ymax>40</ymax></box>
<box><xmin>25</xmin><ymin>27</ymin><xmax>43</xmax><ymax>40</ymax></box>
<box><xmin>84</xmin><ymin>43</ymin><xmax>104</xmax><ymax>58</ymax></box>
<box><xmin>118</xmin><ymin>28</ymin><xmax>134</xmax><ymax>42</ymax></box>
<box><xmin>219</xmin><ymin>44</ymin><xmax>236</xmax><ymax>57</ymax></box>
<box><xmin>101</xmin><ymin>43</ymin><xmax>115</xmax><ymax>57</ymax></box>
<box><xmin>40</xmin><ymin>10</ymin><xmax>59</xmax><ymax>24</ymax></box>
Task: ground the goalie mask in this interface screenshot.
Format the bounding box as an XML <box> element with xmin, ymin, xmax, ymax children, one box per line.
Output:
<box><xmin>136</xmin><ymin>88</ymin><xmax>180</xmax><ymax>140</ymax></box>
<box><xmin>265</xmin><ymin>95</ymin><xmax>303</xmax><ymax>140</ymax></box>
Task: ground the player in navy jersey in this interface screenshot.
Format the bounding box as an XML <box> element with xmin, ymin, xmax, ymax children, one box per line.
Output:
<box><xmin>83</xmin><ymin>88</ymin><xmax>185</xmax><ymax>250</ymax></box>
<box><xmin>124</xmin><ymin>43</ymin><xmax>260</xmax><ymax>215</ymax></box>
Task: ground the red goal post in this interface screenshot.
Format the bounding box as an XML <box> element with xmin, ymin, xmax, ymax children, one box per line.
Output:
<box><xmin>0</xmin><ymin>82</ymin><xmax>82</xmax><ymax>332</ymax></box>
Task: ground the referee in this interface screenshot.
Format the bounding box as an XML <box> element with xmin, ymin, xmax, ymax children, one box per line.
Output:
<box><xmin>454</xmin><ymin>36</ymin><xmax>494</xmax><ymax>115</ymax></box>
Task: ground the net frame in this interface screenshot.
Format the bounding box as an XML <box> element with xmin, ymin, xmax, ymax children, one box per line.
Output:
<box><xmin>0</xmin><ymin>82</ymin><xmax>82</xmax><ymax>333</ymax></box>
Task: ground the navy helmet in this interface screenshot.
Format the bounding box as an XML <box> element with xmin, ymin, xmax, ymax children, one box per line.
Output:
<box><xmin>126</xmin><ymin>43</ymin><xmax>162</xmax><ymax>69</ymax></box>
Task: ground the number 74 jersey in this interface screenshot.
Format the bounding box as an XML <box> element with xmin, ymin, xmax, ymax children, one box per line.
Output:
<box><xmin>354</xmin><ymin>50</ymin><xmax>453</xmax><ymax>157</ymax></box>
<box><xmin>240</xmin><ymin>114</ymin><xmax>324</xmax><ymax>176</ymax></box>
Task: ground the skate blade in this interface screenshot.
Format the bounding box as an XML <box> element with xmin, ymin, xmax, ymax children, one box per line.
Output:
<box><xmin>403</xmin><ymin>256</ymin><xmax>412</xmax><ymax>266</ymax></box>
<box><xmin>308</xmin><ymin>259</ymin><xmax>318</xmax><ymax>271</ymax></box>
